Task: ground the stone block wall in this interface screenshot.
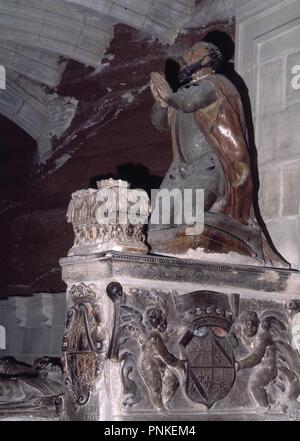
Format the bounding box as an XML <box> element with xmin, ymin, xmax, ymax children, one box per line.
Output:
<box><xmin>0</xmin><ymin>292</ymin><xmax>66</xmax><ymax>365</ymax></box>
<box><xmin>235</xmin><ymin>0</ymin><xmax>300</xmax><ymax>269</ymax></box>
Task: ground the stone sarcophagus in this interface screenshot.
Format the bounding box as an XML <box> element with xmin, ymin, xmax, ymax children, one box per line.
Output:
<box><xmin>59</xmin><ymin>182</ymin><xmax>300</xmax><ymax>420</ymax></box>
<box><xmin>59</xmin><ymin>252</ymin><xmax>300</xmax><ymax>421</ymax></box>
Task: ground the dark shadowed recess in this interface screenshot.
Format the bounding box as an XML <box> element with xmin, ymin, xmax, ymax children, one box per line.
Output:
<box><xmin>0</xmin><ymin>115</ymin><xmax>37</xmax><ymax>296</ymax></box>
<box><xmin>90</xmin><ymin>163</ymin><xmax>163</xmax><ymax>197</ymax></box>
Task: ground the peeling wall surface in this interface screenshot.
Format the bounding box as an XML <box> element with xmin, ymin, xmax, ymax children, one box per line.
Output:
<box><xmin>0</xmin><ymin>0</ymin><xmax>195</xmax><ymax>160</ymax></box>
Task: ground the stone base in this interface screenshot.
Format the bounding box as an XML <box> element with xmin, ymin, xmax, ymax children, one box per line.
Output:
<box><xmin>61</xmin><ymin>252</ymin><xmax>300</xmax><ymax>421</ymax></box>
<box><xmin>68</xmin><ymin>240</ymin><xmax>148</xmax><ymax>257</ymax></box>
<box><xmin>59</xmin><ymin>251</ymin><xmax>300</xmax><ymax>421</ymax></box>
<box><xmin>148</xmin><ymin>213</ymin><xmax>290</xmax><ymax>269</ymax></box>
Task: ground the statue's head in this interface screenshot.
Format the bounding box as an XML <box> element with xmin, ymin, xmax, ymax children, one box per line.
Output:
<box><xmin>145</xmin><ymin>306</ymin><xmax>167</xmax><ymax>332</ymax></box>
<box><xmin>179</xmin><ymin>41</ymin><xmax>223</xmax><ymax>84</ymax></box>
<box><xmin>239</xmin><ymin>310</ymin><xmax>260</xmax><ymax>337</ymax></box>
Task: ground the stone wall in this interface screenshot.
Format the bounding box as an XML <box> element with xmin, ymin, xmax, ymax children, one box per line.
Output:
<box><xmin>235</xmin><ymin>0</ymin><xmax>300</xmax><ymax>269</ymax></box>
<box><xmin>0</xmin><ymin>292</ymin><xmax>66</xmax><ymax>364</ymax></box>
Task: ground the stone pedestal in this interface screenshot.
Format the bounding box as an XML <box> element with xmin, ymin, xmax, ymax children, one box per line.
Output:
<box><xmin>59</xmin><ymin>251</ymin><xmax>300</xmax><ymax>421</ymax></box>
<box><xmin>66</xmin><ymin>179</ymin><xmax>149</xmax><ymax>257</ymax></box>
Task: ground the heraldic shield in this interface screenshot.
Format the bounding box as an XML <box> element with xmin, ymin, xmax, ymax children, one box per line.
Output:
<box><xmin>62</xmin><ymin>283</ymin><xmax>107</xmax><ymax>408</ymax></box>
<box><xmin>180</xmin><ymin>325</ymin><xmax>236</xmax><ymax>408</ymax></box>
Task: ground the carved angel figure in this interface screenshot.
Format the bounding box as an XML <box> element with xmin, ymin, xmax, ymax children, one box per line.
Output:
<box><xmin>235</xmin><ymin>310</ymin><xmax>300</xmax><ymax>413</ymax></box>
<box><xmin>120</xmin><ymin>296</ymin><xmax>186</xmax><ymax>411</ymax></box>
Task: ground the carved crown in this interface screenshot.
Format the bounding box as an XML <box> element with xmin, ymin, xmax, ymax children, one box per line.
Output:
<box><xmin>185</xmin><ymin>305</ymin><xmax>233</xmax><ymax>332</ymax></box>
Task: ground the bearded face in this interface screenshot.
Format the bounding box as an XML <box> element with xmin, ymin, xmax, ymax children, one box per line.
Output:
<box><xmin>179</xmin><ymin>42</ymin><xmax>222</xmax><ymax>84</ymax></box>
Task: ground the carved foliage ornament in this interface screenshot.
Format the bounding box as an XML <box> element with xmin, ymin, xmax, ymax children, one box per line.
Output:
<box><xmin>66</xmin><ymin>179</ymin><xmax>150</xmax><ymax>253</ymax></box>
<box><xmin>62</xmin><ymin>283</ymin><xmax>107</xmax><ymax>409</ymax></box>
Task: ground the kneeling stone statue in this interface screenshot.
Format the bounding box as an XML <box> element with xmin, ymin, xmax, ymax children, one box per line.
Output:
<box><xmin>148</xmin><ymin>41</ymin><xmax>288</xmax><ymax>269</ymax></box>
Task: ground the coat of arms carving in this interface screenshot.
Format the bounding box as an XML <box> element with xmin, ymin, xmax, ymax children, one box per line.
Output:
<box><xmin>62</xmin><ymin>283</ymin><xmax>107</xmax><ymax>409</ymax></box>
<box><xmin>180</xmin><ymin>312</ymin><xmax>236</xmax><ymax>408</ymax></box>
<box><xmin>116</xmin><ymin>288</ymin><xmax>239</xmax><ymax>412</ymax></box>
<box><xmin>177</xmin><ymin>291</ymin><xmax>239</xmax><ymax>409</ymax></box>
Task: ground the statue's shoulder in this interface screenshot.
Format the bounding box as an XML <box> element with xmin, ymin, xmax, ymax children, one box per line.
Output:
<box><xmin>209</xmin><ymin>74</ymin><xmax>239</xmax><ymax>96</ymax></box>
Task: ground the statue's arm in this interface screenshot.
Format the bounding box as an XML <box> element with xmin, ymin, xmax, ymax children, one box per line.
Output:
<box><xmin>237</xmin><ymin>336</ymin><xmax>268</xmax><ymax>369</ymax></box>
<box><xmin>166</xmin><ymin>80</ymin><xmax>217</xmax><ymax>113</ymax></box>
<box><xmin>151</xmin><ymin>102</ymin><xmax>169</xmax><ymax>131</ymax></box>
<box><xmin>152</xmin><ymin>334</ymin><xmax>185</xmax><ymax>368</ymax></box>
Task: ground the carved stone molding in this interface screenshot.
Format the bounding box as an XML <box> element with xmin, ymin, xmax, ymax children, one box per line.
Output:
<box><xmin>60</xmin><ymin>251</ymin><xmax>297</xmax><ymax>294</ymax></box>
